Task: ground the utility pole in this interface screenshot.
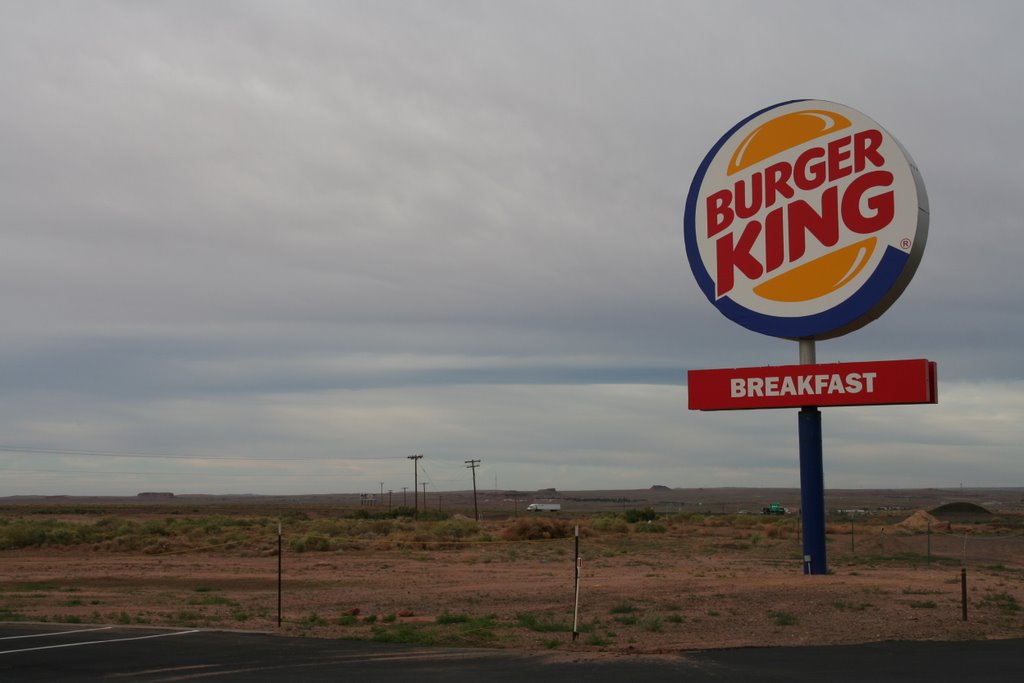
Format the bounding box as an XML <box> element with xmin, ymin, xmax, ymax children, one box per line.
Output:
<box><xmin>379</xmin><ymin>482</ymin><xmax>384</xmax><ymax>507</ymax></box>
<box><xmin>402</xmin><ymin>487</ymin><xmax>408</xmax><ymax>506</ymax></box>
<box><xmin>465</xmin><ymin>459</ymin><xmax>481</xmax><ymax>521</ymax></box>
<box><xmin>421</xmin><ymin>482</ymin><xmax>428</xmax><ymax>514</ymax></box>
<box><xmin>407</xmin><ymin>455</ymin><xmax>423</xmax><ymax>518</ymax></box>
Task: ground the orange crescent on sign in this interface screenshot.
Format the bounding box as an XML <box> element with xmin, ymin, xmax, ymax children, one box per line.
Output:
<box><xmin>752</xmin><ymin>238</ymin><xmax>876</xmax><ymax>302</ymax></box>
<box><xmin>728</xmin><ymin>110</ymin><xmax>852</xmax><ymax>175</ymax></box>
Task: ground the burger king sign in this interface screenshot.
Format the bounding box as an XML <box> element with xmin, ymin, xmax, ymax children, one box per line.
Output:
<box><xmin>684</xmin><ymin>100</ymin><xmax>928</xmax><ymax>340</ymax></box>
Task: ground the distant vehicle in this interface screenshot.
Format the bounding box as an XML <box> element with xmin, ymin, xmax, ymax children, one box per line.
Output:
<box><xmin>762</xmin><ymin>503</ymin><xmax>786</xmax><ymax>515</ymax></box>
<box><xmin>526</xmin><ymin>503</ymin><xmax>561</xmax><ymax>512</ymax></box>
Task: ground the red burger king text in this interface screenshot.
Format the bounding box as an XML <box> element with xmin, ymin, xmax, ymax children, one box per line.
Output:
<box><xmin>706</xmin><ymin>129</ymin><xmax>895</xmax><ymax>297</ymax></box>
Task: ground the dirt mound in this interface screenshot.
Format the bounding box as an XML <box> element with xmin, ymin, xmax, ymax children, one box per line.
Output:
<box><xmin>931</xmin><ymin>502</ymin><xmax>991</xmax><ymax>520</ymax></box>
<box><xmin>896</xmin><ymin>509</ymin><xmax>950</xmax><ymax>533</ymax></box>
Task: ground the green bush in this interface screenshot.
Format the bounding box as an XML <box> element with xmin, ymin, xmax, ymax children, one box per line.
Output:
<box><xmin>590</xmin><ymin>515</ymin><xmax>629</xmax><ymax>533</ymax></box>
<box><xmin>299</xmin><ymin>612</ymin><xmax>330</xmax><ymax>627</ymax></box>
<box><xmin>770</xmin><ymin>610</ymin><xmax>798</xmax><ymax>626</ymax></box>
<box><xmin>436</xmin><ymin>611</ymin><xmax>470</xmax><ymax>624</ymax></box>
<box><xmin>301</xmin><ymin>533</ymin><xmax>331</xmax><ymax>552</ymax></box>
<box><xmin>502</xmin><ymin>517</ymin><xmax>573</xmax><ymax>541</ymax></box>
<box><xmin>432</xmin><ymin>519</ymin><xmax>479</xmax><ymax>540</ymax></box>
<box><xmin>371</xmin><ymin>623</ymin><xmax>437</xmax><ymax>645</ymax></box>
<box><xmin>980</xmin><ymin>592</ymin><xmax>1021</xmax><ymax>614</ymax></box>
<box><xmin>516</xmin><ymin>611</ymin><xmax>570</xmax><ymax>632</ymax></box>
<box><xmin>310</xmin><ymin>519</ymin><xmax>353</xmax><ymax>537</ymax></box>
<box><xmin>623</xmin><ymin>507</ymin><xmax>658</xmax><ymax>523</ymax></box>
<box><xmin>1</xmin><ymin>522</ymin><xmax>49</xmax><ymax>549</ymax></box>
<box><xmin>641</xmin><ymin>615</ymin><xmax>663</xmax><ymax>632</ymax></box>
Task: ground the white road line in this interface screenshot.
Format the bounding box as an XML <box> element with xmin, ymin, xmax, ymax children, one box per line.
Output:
<box><xmin>0</xmin><ymin>626</ymin><xmax>113</xmax><ymax>641</ymax></box>
<box><xmin>0</xmin><ymin>629</ymin><xmax>199</xmax><ymax>655</ymax></box>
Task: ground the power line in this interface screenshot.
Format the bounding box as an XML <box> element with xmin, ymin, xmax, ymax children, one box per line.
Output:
<box><xmin>465</xmin><ymin>459</ymin><xmax>480</xmax><ymax>521</ymax></box>
<box><xmin>407</xmin><ymin>454</ymin><xmax>423</xmax><ymax>518</ymax></box>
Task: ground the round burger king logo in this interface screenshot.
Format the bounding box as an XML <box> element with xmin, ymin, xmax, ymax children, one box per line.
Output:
<box><xmin>684</xmin><ymin>100</ymin><xmax>929</xmax><ymax>340</ymax></box>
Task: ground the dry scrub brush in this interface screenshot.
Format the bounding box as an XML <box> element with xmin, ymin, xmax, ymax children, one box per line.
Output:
<box><xmin>501</xmin><ymin>517</ymin><xmax>575</xmax><ymax>541</ymax></box>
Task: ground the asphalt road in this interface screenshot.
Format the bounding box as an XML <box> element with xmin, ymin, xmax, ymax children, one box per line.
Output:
<box><xmin>1</xmin><ymin>623</ymin><xmax>1021</xmax><ymax>682</ymax></box>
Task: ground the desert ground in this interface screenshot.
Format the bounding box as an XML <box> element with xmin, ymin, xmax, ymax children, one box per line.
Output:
<box><xmin>1</xmin><ymin>488</ymin><xmax>1022</xmax><ymax>657</ymax></box>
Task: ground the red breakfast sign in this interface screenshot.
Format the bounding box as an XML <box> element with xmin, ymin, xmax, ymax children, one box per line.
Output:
<box><xmin>688</xmin><ymin>359</ymin><xmax>937</xmax><ymax>411</ymax></box>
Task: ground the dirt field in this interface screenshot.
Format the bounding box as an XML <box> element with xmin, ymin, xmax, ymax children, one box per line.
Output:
<box><xmin>1</xmin><ymin>493</ymin><xmax>1022</xmax><ymax>656</ymax></box>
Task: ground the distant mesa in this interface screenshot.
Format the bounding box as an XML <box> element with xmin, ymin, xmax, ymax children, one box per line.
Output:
<box><xmin>650</xmin><ymin>485</ymin><xmax>671</xmax><ymax>491</ymax></box>
<box><xmin>137</xmin><ymin>492</ymin><xmax>175</xmax><ymax>498</ymax></box>
<box><xmin>537</xmin><ymin>488</ymin><xmax>557</xmax><ymax>493</ymax></box>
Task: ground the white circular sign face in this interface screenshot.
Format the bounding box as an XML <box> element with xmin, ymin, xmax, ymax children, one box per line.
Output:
<box><xmin>684</xmin><ymin>100</ymin><xmax>929</xmax><ymax>340</ymax></box>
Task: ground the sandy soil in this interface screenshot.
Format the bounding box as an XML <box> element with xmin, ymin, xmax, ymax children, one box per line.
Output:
<box><xmin>2</xmin><ymin>520</ymin><xmax>1022</xmax><ymax>656</ymax></box>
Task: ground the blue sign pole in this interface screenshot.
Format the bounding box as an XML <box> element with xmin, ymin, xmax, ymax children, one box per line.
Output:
<box><xmin>798</xmin><ymin>339</ymin><xmax>827</xmax><ymax>575</ymax></box>
<box><xmin>799</xmin><ymin>406</ymin><xmax>827</xmax><ymax>574</ymax></box>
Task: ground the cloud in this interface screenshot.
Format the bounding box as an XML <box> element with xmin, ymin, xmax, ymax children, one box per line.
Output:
<box><xmin>2</xmin><ymin>378</ymin><xmax>1017</xmax><ymax>495</ymax></box>
<box><xmin>0</xmin><ymin>2</ymin><xmax>1022</xmax><ymax>495</ymax></box>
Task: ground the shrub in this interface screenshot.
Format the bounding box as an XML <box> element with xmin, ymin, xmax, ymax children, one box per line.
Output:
<box><xmin>590</xmin><ymin>515</ymin><xmax>629</xmax><ymax>533</ymax></box>
<box><xmin>432</xmin><ymin>519</ymin><xmax>479</xmax><ymax>540</ymax></box>
<box><xmin>310</xmin><ymin>519</ymin><xmax>354</xmax><ymax>537</ymax></box>
<box><xmin>416</xmin><ymin>510</ymin><xmax>451</xmax><ymax>522</ymax></box>
<box><xmin>300</xmin><ymin>612</ymin><xmax>330</xmax><ymax>627</ymax></box>
<box><xmin>371</xmin><ymin>623</ymin><xmax>437</xmax><ymax>645</ymax></box>
<box><xmin>516</xmin><ymin>612</ymin><xmax>570</xmax><ymax>632</ymax></box>
<box><xmin>301</xmin><ymin>533</ymin><xmax>331</xmax><ymax>552</ymax></box>
<box><xmin>641</xmin><ymin>615</ymin><xmax>663</xmax><ymax>632</ymax></box>
<box><xmin>0</xmin><ymin>522</ymin><xmax>48</xmax><ymax>549</ymax></box>
<box><xmin>770</xmin><ymin>610</ymin><xmax>798</xmax><ymax>626</ymax></box>
<box><xmin>623</xmin><ymin>507</ymin><xmax>658</xmax><ymax>523</ymax></box>
<box><xmin>436</xmin><ymin>611</ymin><xmax>470</xmax><ymax>624</ymax></box>
<box><xmin>980</xmin><ymin>592</ymin><xmax>1021</xmax><ymax>614</ymax></box>
<box><xmin>502</xmin><ymin>517</ymin><xmax>573</xmax><ymax>541</ymax></box>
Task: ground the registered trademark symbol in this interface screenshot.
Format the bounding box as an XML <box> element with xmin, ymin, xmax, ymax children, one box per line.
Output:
<box><xmin>900</xmin><ymin>238</ymin><xmax>912</xmax><ymax>249</ymax></box>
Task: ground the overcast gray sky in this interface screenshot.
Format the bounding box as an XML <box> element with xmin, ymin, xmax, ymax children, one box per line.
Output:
<box><xmin>1</xmin><ymin>1</ymin><xmax>1021</xmax><ymax>496</ymax></box>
